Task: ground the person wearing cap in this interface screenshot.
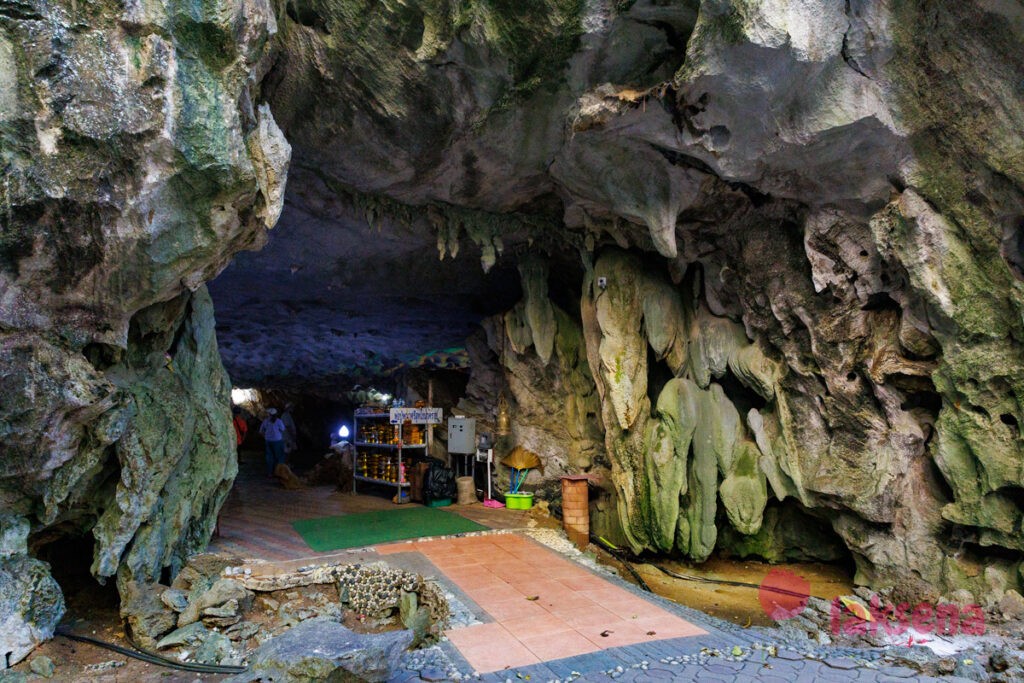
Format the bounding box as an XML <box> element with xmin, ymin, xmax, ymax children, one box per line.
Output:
<box><xmin>259</xmin><ymin>408</ymin><xmax>287</xmax><ymax>476</ymax></box>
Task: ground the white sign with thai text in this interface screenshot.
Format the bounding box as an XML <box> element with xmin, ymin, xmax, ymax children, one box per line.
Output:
<box><xmin>389</xmin><ymin>407</ymin><xmax>443</xmax><ymax>424</ymax></box>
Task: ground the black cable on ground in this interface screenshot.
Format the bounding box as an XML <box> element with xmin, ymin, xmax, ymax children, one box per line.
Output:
<box><xmin>55</xmin><ymin>626</ymin><xmax>248</xmax><ymax>675</ymax></box>
<box><xmin>650</xmin><ymin>564</ymin><xmax>827</xmax><ymax>600</ymax></box>
<box><xmin>589</xmin><ymin>534</ymin><xmax>653</xmax><ymax>592</ymax></box>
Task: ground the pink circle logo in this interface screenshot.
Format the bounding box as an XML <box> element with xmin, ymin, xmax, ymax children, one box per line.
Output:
<box><xmin>758</xmin><ymin>568</ymin><xmax>810</xmax><ymax>620</ymax></box>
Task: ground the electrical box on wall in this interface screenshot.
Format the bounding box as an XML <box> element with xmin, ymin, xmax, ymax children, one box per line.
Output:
<box><xmin>448</xmin><ymin>417</ymin><xmax>476</xmax><ymax>454</ymax></box>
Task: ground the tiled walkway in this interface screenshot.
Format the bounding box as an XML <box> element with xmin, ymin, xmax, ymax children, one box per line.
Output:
<box><xmin>212</xmin><ymin>459</ymin><xmax>956</xmax><ymax>682</ymax></box>
<box><xmin>377</xmin><ymin>534</ymin><xmax>704</xmax><ymax>672</ymax></box>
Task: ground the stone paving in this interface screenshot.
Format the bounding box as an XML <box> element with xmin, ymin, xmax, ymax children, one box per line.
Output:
<box><xmin>210</xmin><ymin>471</ymin><xmax>972</xmax><ymax>682</ymax></box>
<box><xmin>378</xmin><ymin>534</ymin><xmax>705</xmax><ymax>672</ymax></box>
<box><xmin>382</xmin><ymin>531</ymin><xmax>971</xmax><ymax>683</ymax></box>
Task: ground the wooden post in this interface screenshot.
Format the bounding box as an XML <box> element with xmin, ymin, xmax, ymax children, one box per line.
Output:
<box><xmin>427</xmin><ymin>378</ymin><xmax>438</xmax><ymax>462</ymax></box>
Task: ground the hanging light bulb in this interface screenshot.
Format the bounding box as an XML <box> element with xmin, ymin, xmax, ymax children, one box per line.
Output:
<box><xmin>496</xmin><ymin>391</ymin><xmax>511</xmax><ymax>436</ymax></box>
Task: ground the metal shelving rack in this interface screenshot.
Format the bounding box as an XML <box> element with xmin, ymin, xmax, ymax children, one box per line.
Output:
<box><xmin>352</xmin><ymin>408</ymin><xmax>427</xmax><ymax>504</ymax></box>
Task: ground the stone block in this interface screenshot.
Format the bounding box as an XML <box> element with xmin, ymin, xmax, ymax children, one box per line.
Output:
<box><xmin>225</xmin><ymin>618</ymin><xmax>413</xmax><ymax>683</ymax></box>
<box><xmin>0</xmin><ymin>558</ymin><xmax>64</xmax><ymax>668</ymax></box>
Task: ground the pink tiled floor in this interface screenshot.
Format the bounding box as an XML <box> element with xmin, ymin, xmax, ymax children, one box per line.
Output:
<box><xmin>376</xmin><ymin>533</ymin><xmax>705</xmax><ymax>673</ymax></box>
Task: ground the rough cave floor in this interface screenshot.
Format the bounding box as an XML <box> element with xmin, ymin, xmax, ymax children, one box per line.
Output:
<box><xmin>207</xmin><ymin>456</ymin><xmax>950</xmax><ymax>682</ymax></box>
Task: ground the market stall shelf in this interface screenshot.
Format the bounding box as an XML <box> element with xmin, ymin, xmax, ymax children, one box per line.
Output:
<box><xmin>352</xmin><ymin>407</ymin><xmax>440</xmax><ymax>504</ymax></box>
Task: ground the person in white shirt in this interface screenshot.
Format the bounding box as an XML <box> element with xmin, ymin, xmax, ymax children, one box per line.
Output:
<box><xmin>259</xmin><ymin>408</ymin><xmax>287</xmax><ymax>476</ymax></box>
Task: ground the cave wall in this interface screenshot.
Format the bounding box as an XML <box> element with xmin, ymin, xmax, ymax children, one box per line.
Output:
<box><xmin>0</xmin><ymin>0</ymin><xmax>289</xmax><ymax>661</ymax></box>
<box><xmin>450</xmin><ymin>0</ymin><xmax>1024</xmax><ymax>604</ymax></box>
<box><xmin>1</xmin><ymin>0</ymin><xmax>1024</xmax><ymax>657</ymax></box>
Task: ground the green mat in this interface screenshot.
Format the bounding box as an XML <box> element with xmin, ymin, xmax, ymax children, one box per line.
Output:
<box><xmin>291</xmin><ymin>507</ymin><xmax>489</xmax><ymax>552</ymax></box>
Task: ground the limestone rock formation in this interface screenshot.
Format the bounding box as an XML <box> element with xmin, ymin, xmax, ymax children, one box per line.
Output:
<box><xmin>227</xmin><ymin>618</ymin><xmax>413</xmax><ymax>683</ymax></box>
<box><xmin>0</xmin><ymin>556</ymin><xmax>65</xmax><ymax>669</ymax></box>
<box><xmin>0</xmin><ymin>516</ymin><xmax>64</xmax><ymax>668</ymax></box>
<box><xmin>2</xmin><ymin>0</ymin><xmax>1024</xmax><ymax>643</ymax></box>
<box><xmin>0</xmin><ymin>0</ymin><xmax>289</xmax><ymax>654</ymax></box>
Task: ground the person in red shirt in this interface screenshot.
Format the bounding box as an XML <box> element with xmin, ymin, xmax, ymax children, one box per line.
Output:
<box><xmin>232</xmin><ymin>406</ymin><xmax>248</xmax><ymax>449</ymax></box>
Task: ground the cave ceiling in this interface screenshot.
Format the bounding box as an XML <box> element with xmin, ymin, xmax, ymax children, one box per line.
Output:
<box><xmin>210</xmin><ymin>0</ymin><xmax>909</xmax><ymax>391</ymax></box>
<box><xmin>208</xmin><ymin>168</ymin><xmax>525</xmax><ymax>392</ymax></box>
<box><xmin>211</xmin><ymin>0</ymin><xmax>704</xmax><ymax>390</ymax></box>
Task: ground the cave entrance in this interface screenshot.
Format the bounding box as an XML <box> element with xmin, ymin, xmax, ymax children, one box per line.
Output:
<box><xmin>210</xmin><ymin>367</ymin><xmax>531</xmax><ymax>563</ymax></box>
<box><xmin>33</xmin><ymin>533</ymin><xmax>121</xmax><ymax>633</ymax></box>
<box><xmin>204</xmin><ymin>188</ymin><xmax>590</xmax><ymax>562</ymax></box>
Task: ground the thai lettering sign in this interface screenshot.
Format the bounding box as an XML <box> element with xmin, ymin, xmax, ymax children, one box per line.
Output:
<box><xmin>390</xmin><ymin>407</ymin><xmax>443</xmax><ymax>424</ymax></box>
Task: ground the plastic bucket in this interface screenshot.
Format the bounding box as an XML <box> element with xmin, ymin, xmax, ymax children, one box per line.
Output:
<box><xmin>505</xmin><ymin>492</ymin><xmax>534</xmax><ymax>510</ymax></box>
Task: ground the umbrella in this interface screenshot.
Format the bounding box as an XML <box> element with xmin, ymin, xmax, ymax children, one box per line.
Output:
<box><xmin>502</xmin><ymin>446</ymin><xmax>542</xmax><ymax>494</ymax></box>
<box><xmin>501</xmin><ymin>446</ymin><xmax>542</xmax><ymax>472</ymax></box>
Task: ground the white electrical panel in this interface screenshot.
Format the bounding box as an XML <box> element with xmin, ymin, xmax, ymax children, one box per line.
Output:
<box><xmin>447</xmin><ymin>417</ymin><xmax>476</xmax><ymax>454</ymax></box>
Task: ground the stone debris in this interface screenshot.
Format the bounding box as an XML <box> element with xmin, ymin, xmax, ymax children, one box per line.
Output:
<box><xmin>257</xmin><ymin>596</ymin><xmax>280</xmax><ymax>612</ymax></box>
<box><xmin>156</xmin><ymin>622</ymin><xmax>210</xmax><ymax>650</ymax></box>
<box><xmin>178</xmin><ymin>579</ymin><xmax>252</xmax><ymax>628</ymax></box>
<box><xmin>522</xmin><ymin>529</ymin><xmax>616</xmax><ymax>577</ymax></box>
<box><xmin>27</xmin><ymin>656</ymin><xmax>54</xmax><ymax>679</ymax></box>
<box><xmin>998</xmin><ymin>590</ymin><xmax>1024</xmax><ymax>621</ymax></box>
<box><xmin>120</xmin><ymin>581</ymin><xmax>178</xmax><ymax>649</ymax></box>
<box><xmin>224</xmin><ymin>618</ymin><xmax>413</xmax><ymax>683</ymax></box>
<box><xmin>224</xmin><ymin>621</ymin><xmax>260</xmax><ymax>642</ymax></box>
<box><xmin>194</xmin><ymin>631</ymin><xmax>234</xmax><ymax>666</ymax></box>
<box><xmin>132</xmin><ymin>552</ymin><xmax>452</xmax><ymax>672</ymax></box>
<box><xmin>238</xmin><ymin>563</ymin><xmax>350</xmax><ymax>592</ymax></box>
<box><xmin>161</xmin><ymin>588</ymin><xmax>189</xmax><ymax>612</ymax></box>
<box><xmin>203</xmin><ymin>599</ymin><xmax>241</xmax><ymax>618</ymax></box>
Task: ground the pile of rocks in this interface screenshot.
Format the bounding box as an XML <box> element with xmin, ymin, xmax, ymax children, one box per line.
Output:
<box><xmin>337</xmin><ymin>562</ymin><xmax>449</xmax><ymax>644</ymax></box>
<box><xmin>774</xmin><ymin>586</ymin><xmax>1024</xmax><ymax>681</ymax></box>
<box><xmin>117</xmin><ymin>553</ymin><xmax>449</xmax><ymax>673</ymax></box>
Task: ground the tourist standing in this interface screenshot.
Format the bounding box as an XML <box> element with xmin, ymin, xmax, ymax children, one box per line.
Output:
<box><xmin>232</xmin><ymin>406</ymin><xmax>248</xmax><ymax>451</ymax></box>
<box><xmin>259</xmin><ymin>408</ymin><xmax>286</xmax><ymax>476</ymax></box>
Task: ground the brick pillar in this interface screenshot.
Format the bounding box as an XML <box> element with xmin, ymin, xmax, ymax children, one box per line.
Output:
<box><xmin>561</xmin><ymin>475</ymin><xmax>590</xmax><ymax>550</ymax></box>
